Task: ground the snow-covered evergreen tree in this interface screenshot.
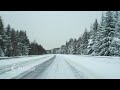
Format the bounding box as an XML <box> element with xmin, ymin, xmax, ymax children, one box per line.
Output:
<box><xmin>5</xmin><ymin>24</ymin><xmax>13</xmax><ymax>56</ymax></box>
<box><xmin>94</xmin><ymin>11</ymin><xmax>117</xmax><ymax>56</ymax></box>
<box><xmin>76</xmin><ymin>37</ymin><xmax>82</xmax><ymax>54</ymax></box>
<box><xmin>0</xmin><ymin>47</ymin><xmax>4</xmax><ymax>56</ymax></box>
<box><xmin>72</xmin><ymin>38</ymin><xmax>77</xmax><ymax>54</ymax></box>
<box><xmin>22</xmin><ymin>31</ymin><xmax>30</xmax><ymax>55</ymax></box>
<box><xmin>0</xmin><ymin>16</ymin><xmax>7</xmax><ymax>56</ymax></box>
<box><xmin>67</xmin><ymin>38</ymin><xmax>75</xmax><ymax>54</ymax></box>
<box><xmin>113</xmin><ymin>11</ymin><xmax>120</xmax><ymax>56</ymax></box>
<box><xmin>60</xmin><ymin>45</ymin><xmax>66</xmax><ymax>54</ymax></box>
<box><xmin>91</xmin><ymin>12</ymin><xmax>106</xmax><ymax>56</ymax></box>
<box><xmin>87</xmin><ymin>19</ymin><xmax>99</xmax><ymax>55</ymax></box>
<box><xmin>18</xmin><ymin>30</ymin><xmax>30</xmax><ymax>56</ymax></box>
<box><xmin>10</xmin><ymin>28</ymin><xmax>17</xmax><ymax>56</ymax></box>
<box><xmin>65</xmin><ymin>41</ymin><xmax>69</xmax><ymax>54</ymax></box>
<box><xmin>80</xmin><ymin>29</ymin><xmax>89</xmax><ymax>55</ymax></box>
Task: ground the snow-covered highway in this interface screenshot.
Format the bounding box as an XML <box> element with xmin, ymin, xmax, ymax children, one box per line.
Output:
<box><xmin>0</xmin><ymin>54</ymin><xmax>120</xmax><ymax>79</ymax></box>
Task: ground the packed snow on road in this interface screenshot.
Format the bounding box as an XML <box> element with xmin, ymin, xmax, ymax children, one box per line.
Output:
<box><xmin>0</xmin><ymin>54</ymin><xmax>120</xmax><ymax>79</ymax></box>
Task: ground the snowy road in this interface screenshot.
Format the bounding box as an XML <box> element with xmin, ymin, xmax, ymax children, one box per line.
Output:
<box><xmin>11</xmin><ymin>55</ymin><xmax>92</xmax><ymax>79</ymax></box>
<box><xmin>14</xmin><ymin>55</ymin><xmax>88</xmax><ymax>79</ymax></box>
<box><xmin>0</xmin><ymin>54</ymin><xmax>120</xmax><ymax>79</ymax></box>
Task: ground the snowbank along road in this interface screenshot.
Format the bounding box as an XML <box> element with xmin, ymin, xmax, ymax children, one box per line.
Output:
<box><xmin>0</xmin><ymin>54</ymin><xmax>120</xmax><ymax>79</ymax></box>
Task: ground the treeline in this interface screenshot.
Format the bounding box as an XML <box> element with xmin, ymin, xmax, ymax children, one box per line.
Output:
<box><xmin>0</xmin><ymin>16</ymin><xmax>46</xmax><ymax>57</ymax></box>
<box><xmin>29</xmin><ymin>40</ymin><xmax>46</xmax><ymax>55</ymax></box>
<box><xmin>49</xmin><ymin>11</ymin><xmax>120</xmax><ymax>56</ymax></box>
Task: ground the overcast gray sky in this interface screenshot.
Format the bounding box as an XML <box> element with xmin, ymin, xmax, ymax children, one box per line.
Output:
<box><xmin>0</xmin><ymin>11</ymin><xmax>102</xmax><ymax>50</ymax></box>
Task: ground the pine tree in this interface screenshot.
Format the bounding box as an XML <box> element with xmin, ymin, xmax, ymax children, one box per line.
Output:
<box><xmin>60</xmin><ymin>45</ymin><xmax>66</xmax><ymax>54</ymax></box>
<box><xmin>114</xmin><ymin>11</ymin><xmax>119</xmax><ymax>23</ymax></box>
<box><xmin>0</xmin><ymin>47</ymin><xmax>4</xmax><ymax>56</ymax></box>
<box><xmin>72</xmin><ymin>38</ymin><xmax>77</xmax><ymax>54</ymax></box>
<box><xmin>92</xmin><ymin>12</ymin><xmax>106</xmax><ymax>56</ymax></box>
<box><xmin>5</xmin><ymin>24</ymin><xmax>12</xmax><ymax>57</ymax></box>
<box><xmin>94</xmin><ymin>11</ymin><xmax>117</xmax><ymax>56</ymax></box>
<box><xmin>67</xmin><ymin>38</ymin><xmax>74</xmax><ymax>54</ymax></box>
<box><xmin>76</xmin><ymin>37</ymin><xmax>82</xmax><ymax>54</ymax></box>
<box><xmin>17</xmin><ymin>30</ymin><xmax>29</xmax><ymax>56</ymax></box>
<box><xmin>101</xmin><ymin>11</ymin><xmax>106</xmax><ymax>26</ymax></box>
<box><xmin>114</xmin><ymin>11</ymin><xmax>120</xmax><ymax>56</ymax></box>
<box><xmin>21</xmin><ymin>31</ymin><xmax>30</xmax><ymax>55</ymax></box>
<box><xmin>80</xmin><ymin>29</ymin><xmax>89</xmax><ymax>55</ymax></box>
<box><xmin>10</xmin><ymin>28</ymin><xmax>17</xmax><ymax>56</ymax></box>
<box><xmin>87</xmin><ymin>19</ymin><xmax>99</xmax><ymax>55</ymax></box>
<box><xmin>0</xmin><ymin>16</ymin><xmax>7</xmax><ymax>56</ymax></box>
<box><xmin>15</xmin><ymin>30</ymin><xmax>23</xmax><ymax>56</ymax></box>
<box><xmin>65</xmin><ymin>41</ymin><xmax>69</xmax><ymax>54</ymax></box>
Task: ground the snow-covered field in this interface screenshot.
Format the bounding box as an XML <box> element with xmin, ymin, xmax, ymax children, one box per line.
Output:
<box><xmin>0</xmin><ymin>54</ymin><xmax>120</xmax><ymax>79</ymax></box>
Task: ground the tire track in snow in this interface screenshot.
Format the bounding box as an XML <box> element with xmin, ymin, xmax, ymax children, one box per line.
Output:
<box><xmin>13</xmin><ymin>55</ymin><xmax>56</xmax><ymax>79</ymax></box>
<box><xmin>0</xmin><ymin>56</ymin><xmax>50</xmax><ymax>75</ymax></box>
<box><xmin>64</xmin><ymin>58</ymin><xmax>101</xmax><ymax>79</ymax></box>
<box><xmin>64</xmin><ymin>60</ymin><xmax>88</xmax><ymax>79</ymax></box>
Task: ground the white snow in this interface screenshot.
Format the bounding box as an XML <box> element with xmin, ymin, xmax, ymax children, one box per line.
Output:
<box><xmin>0</xmin><ymin>54</ymin><xmax>54</xmax><ymax>79</ymax></box>
<box><xmin>62</xmin><ymin>54</ymin><xmax>120</xmax><ymax>79</ymax></box>
<box><xmin>0</xmin><ymin>55</ymin><xmax>51</xmax><ymax>67</ymax></box>
<box><xmin>0</xmin><ymin>57</ymin><xmax>11</xmax><ymax>59</ymax></box>
<box><xmin>31</xmin><ymin>54</ymin><xmax>120</xmax><ymax>79</ymax></box>
<box><xmin>0</xmin><ymin>54</ymin><xmax>120</xmax><ymax>79</ymax></box>
<box><xmin>39</xmin><ymin>55</ymin><xmax>76</xmax><ymax>79</ymax></box>
<box><xmin>114</xmin><ymin>37</ymin><xmax>120</xmax><ymax>42</ymax></box>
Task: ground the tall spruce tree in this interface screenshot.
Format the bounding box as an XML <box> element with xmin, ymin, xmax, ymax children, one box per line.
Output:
<box><xmin>94</xmin><ymin>11</ymin><xmax>117</xmax><ymax>56</ymax></box>
<box><xmin>76</xmin><ymin>37</ymin><xmax>82</xmax><ymax>54</ymax></box>
<box><xmin>5</xmin><ymin>24</ymin><xmax>12</xmax><ymax>56</ymax></box>
<box><xmin>0</xmin><ymin>17</ymin><xmax>7</xmax><ymax>56</ymax></box>
<box><xmin>11</xmin><ymin>28</ymin><xmax>17</xmax><ymax>56</ymax></box>
<box><xmin>87</xmin><ymin>19</ymin><xmax>99</xmax><ymax>55</ymax></box>
<box><xmin>80</xmin><ymin>29</ymin><xmax>89</xmax><ymax>55</ymax></box>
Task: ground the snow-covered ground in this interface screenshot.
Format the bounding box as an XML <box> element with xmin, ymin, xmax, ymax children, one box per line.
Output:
<box><xmin>0</xmin><ymin>54</ymin><xmax>54</xmax><ymax>79</ymax></box>
<box><xmin>0</xmin><ymin>55</ymin><xmax>51</xmax><ymax>67</ymax></box>
<box><xmin>0</xmin><ymin>54</ymin><xmax>120</xmax><ymax>79</ymax></box>
<box><xmin>0</xmin><ymin>57</ymin><xmax>11</xmax><ymax>60</ymax></box>
<box><xmin>62</xmin><ymin>54</ymin><xmax>120</xmax><ymax>79</ymax></box>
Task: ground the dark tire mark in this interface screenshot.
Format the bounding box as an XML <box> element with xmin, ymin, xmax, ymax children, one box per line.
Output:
<box><xmin>0</xmin><ymin>56</ymin><xmax>50</xmax><ymax>75</ymax></box>
<box><xmin>65</xmin><ymin>60</ymin><xmax>88</xmax><ymax>79</ymax></box>
<box><xmin>0</xmin><ymin>56</ymin><xmax>28</xmax><ymax>60</ymax></box>
<box><xmin>13</xmin><ymin>55</ymin><xmax>56</xmax><ymax>79</ymax></box>
<box><xmin>0</xmin><ymin>55</ymin><xmax>43</xmax><ymax>60</ymax></box>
